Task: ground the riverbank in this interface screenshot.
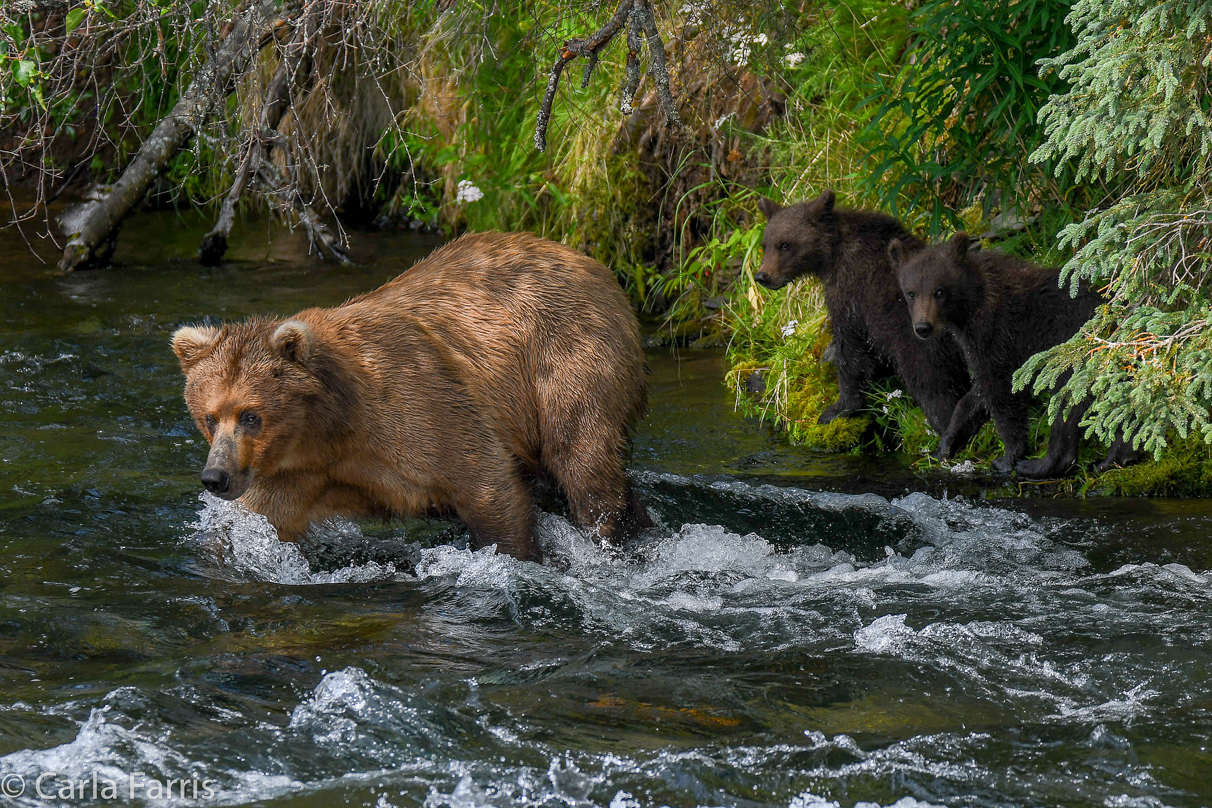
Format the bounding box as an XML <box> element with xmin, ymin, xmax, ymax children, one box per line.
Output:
<box><xmin>2</xmin><ymin>207</ymin><xmax>1212</xmax><ymax>805</ymax></box>
<box><xmin>5</xmin><ymin>0</ymin><xmax>1211</xmax><ymax>496</ymax></box>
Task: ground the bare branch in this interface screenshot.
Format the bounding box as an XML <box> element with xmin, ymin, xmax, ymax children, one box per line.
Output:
<box><xmin>634</xmin><ymin>0</ymin><xmax>682</xmax><ymax>127</ymax></box>
<box><xmin>200</xmin><ymin>2</ymin><xmax>321</xmax><ymax>266</ymax></box>
<box><xmin>57</xmin><ymin>0</ymin><xmax>281</xmax><ymax>271</ymax></box>
<box><xmin>535</xmin><ymin>0</ymin><xmax>682</xmax><ymax>152</ymax></box>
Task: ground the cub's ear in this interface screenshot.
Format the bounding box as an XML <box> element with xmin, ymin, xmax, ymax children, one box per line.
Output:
<box><xmin>271</xmin><ymin>320</ymin><xmax>314</xmax><ymax>364</ymax></box>
<box><xmin>950</xmin><ymin>232</ymin><xmax>972</xmax><ymax>257</ymax></box>
<box><xmin>757</xmin><ymin>197</ymin><xmax>782</xmax><ymax>219</ymax></box>
<box><xmin>805</xmin><ymin>188</ymin><xmax>836</xmax><ymax>217</ymax></box>
<box><xmin>171</xmin><ymin>325</ymin><xmax>220</xmax><ymax>370</ymax></box>
<box><xmin>887</xmin><ymin>239</ymin><xmax>906</xmax><ymax>267</ymax></box>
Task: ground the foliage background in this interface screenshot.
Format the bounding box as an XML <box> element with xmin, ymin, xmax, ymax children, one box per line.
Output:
<box><xmin>2</xmin><ymin>0</ymin><xmax>1210</xmax><ymax>492</ymax></box>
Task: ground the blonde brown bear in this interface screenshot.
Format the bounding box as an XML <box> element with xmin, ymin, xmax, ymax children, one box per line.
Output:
<box><xmin>172</xmin><ymin>232</ymin><xmax>649</xmax><ymax>561</ymax></box>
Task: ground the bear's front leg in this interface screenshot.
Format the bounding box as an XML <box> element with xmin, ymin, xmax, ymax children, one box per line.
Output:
<box><xmin>989</xmin><ymin>399</ymin><xmax>1030</xmax><ymax>473</ymax></box>
<box><xmin>819</xmin><ymin>336</ymin><xmax>877</xmax><ymax>424</ymax></box>
<box><xmin>239</xmin><ymin>476</ymin><xmax>323</xmax><ymax>542</ymax></box>
<box><xmin>935</xmin><ymin>390</ymin><xmax>985</xmax><ymax>461</ymax></box>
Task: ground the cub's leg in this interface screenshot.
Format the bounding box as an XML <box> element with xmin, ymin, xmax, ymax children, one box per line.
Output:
<box><xmin>1017</xmin><ymin>398</ymin><xmax>1092</xmax><ymax>479</ymax></box>
<box><xmin>1095</xmin><ymin>433</ymin><xmax>1143</xmax><ymax>473</ymax></box>
<box><xmin>935</xmin><ymin>389</ymin><xmax>986</xmax><ymax>461</ymax></box>
<box><xmin>820</xmin><ymin>337</ymin><xmax>881</xmax><ymax>424</ymax></box>
<box><xmin>989</xmin><ymin>396</ymin><xmax>1031</xmax><ymax>473</ymax></box>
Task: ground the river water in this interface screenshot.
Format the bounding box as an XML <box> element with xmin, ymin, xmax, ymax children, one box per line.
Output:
<box><xmin>1</xmin><ymin>209</ymin><xmax>1210</xmax><ymax>807</ymax></box>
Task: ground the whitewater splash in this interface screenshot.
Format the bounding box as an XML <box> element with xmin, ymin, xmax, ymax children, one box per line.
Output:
<box><xmin>190</xmin><ymin>492</ymin><xmax>403</xmax><ymax>584</ymax></box>
<box><xmin>17</xmin><ymin>476</ymin><xmax>1197</xmax><ymax>806</ymax></box>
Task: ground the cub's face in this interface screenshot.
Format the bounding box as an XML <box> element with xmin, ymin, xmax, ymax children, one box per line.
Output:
<box><xmin>171</xmin><ymin>320</ymin><xmax>322</xmax><ymax>500</ymax></box>
<box><xmin>755</xmin><ymin>189</ymin><xmax>837</xmax><ymax>290</ymax></box>
<box><xmin>890</xmin><ymin>233</ymin><xmax>972</xmax><ymax>340</ymax></box>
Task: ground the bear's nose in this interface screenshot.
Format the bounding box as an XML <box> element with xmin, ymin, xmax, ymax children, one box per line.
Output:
<box><xmin>201</xmin><ymin>467</ymin><xmax>230</xmax><ymax>494</ymax></box>
<box><xmin>754</xmin><ymin>271</ymin><xmax>774</xmax><ymax>288</ymax></box>
<box><xmin>914</xmin><ymin>321</ymin><xmax>934</xmax><ymax>338</ymax></box>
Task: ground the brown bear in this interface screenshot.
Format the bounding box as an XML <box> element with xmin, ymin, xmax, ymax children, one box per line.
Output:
<box><xmin>172</xmin><ymin>231</ymin><xmax>650</xmax><ymax>561</ymax></box>
<box><xmin>890</xmin><ymin>232</ymin><xmax>1139</xmax><ymax>477</ymax></box>
<box><xmin>756</xmin><ymin>190</ymin><xmax>985</xmax><ymax>455</ymax></box>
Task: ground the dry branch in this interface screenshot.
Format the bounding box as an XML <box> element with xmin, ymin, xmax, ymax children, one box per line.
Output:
<box><xmin>534</xmin><ymin>0</ymin><xmax>680</xmax><ymax>152</ymax></box>
<box><xmin>199</xmin><ymin>3</ymin><xmax>320</xmax><ymax>266</ymax></box>
<box><xmin>57</xmin><ymin>0</ymin><xmax>279</xmax><ymax>271</ymax></box>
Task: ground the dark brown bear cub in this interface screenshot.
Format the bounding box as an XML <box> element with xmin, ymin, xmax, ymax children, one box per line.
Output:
<box><xmin>890</xmin><ymin>232</ymin><xmax>1139</xmax><ymax>477</ymax></box>
<box><xmin>172</xmin><ymin>232</ymin><xmax>650</xmax><ymax>561</ymax></box>
<box><xmin>757</xmin><ymin>190</ymin><xmax>984</xmax><ymax>453</ymax></box>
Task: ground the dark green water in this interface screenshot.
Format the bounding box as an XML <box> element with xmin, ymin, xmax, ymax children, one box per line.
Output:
<box><xmin>1</xmin><ymin>208</ymin><xmax>1211</xmax><ymax>807</ymax></box>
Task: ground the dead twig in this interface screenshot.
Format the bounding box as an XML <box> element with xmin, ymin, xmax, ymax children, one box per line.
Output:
<box><xmin>535</xmin><ymin>0</ymin><xmax>680</xmax><ymax>152</ymax></box>
<box><xmin>57</xmin><ymin>0</ymin><xmax>280</xmax><ymax>271</ymax></box>
<box><xmin>199</xmin><ymin>1</ymin><xmax>320</xmax><ymax>266</ymax></box>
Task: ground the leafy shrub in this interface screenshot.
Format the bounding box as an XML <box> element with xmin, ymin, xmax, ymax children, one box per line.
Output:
<box><xmin>858</xmin><ymin>0</ymin><xmax>1077</xmax><ymax>233</ymax></box>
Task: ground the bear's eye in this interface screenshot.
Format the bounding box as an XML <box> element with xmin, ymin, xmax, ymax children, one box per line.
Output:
<box><xmin>934</xmin><ymin>288</ymin><xmax>946</xmax><ymax>299</ymax></box>
<box><xmin>778</xmin><ymin>242</ymin><xmax>790</xmax><ymax>251</ymax></box>
<box><xmin>906</xmin><ymin>291</ymin><xmax>915</xmax><ymax>300</ymax></box>
<box><xmin>204</xmin><ymin>414</ymin><xmax>216</xmax><ymax>433</ymax></box>
<box><xmin>240</xmin><ymin>412</ymin><xmax>262</xmax><ymax>432</ymax></box>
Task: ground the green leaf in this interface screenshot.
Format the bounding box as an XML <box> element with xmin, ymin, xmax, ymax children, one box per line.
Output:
<box><xmin>14</xmin><ymin>60</ymin><xmax>36</xmax><ymax>87</ymax></box>
<box><xmin>65</xmin><ymin>8</ymin><xmax>85</xmax><ymax>33</ymax></box>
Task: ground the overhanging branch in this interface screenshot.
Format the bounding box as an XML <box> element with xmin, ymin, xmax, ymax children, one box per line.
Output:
<box><xmin>534</xmin><ymin>0</ymin><xmax>680</xmax><ymax>152</ymax></box>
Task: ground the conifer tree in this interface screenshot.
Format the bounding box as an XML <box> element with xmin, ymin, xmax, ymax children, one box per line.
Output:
<box><xmin>1016</xmin><ymin>0</ymin><xmax>1212</xmax><ymax>456</ymax></box>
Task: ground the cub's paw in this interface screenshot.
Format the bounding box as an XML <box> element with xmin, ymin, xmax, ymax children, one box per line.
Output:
<box><xmin>991</xmin><ymin>455</ymin><xmax>1018</xmax><ymax>474</ymax></box>
<box><xmin>817</xmin><ymin>403</ymin><xmax>843</xmax><ymax>425</ymax></box>
<box><xmin>1016</xmin><ymin>456</ymin><xmax>1074</xmax><ymax>480</ymax></box>
<box><xmin>1094</xmin><ymin>444</ymin><xmax>1143</xmax><ymax>474</ymax></box>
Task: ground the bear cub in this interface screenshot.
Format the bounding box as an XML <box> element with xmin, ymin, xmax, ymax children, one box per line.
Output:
<box><xmin>891</xmin><ymin>232</ymin><xmax>1139</xmax><ymax>477</ymax></box>
<box><xmin>173</xmin><ymin>232</ymin><xmax>651</xmax><ymax>561</ymax></box>
<box><xmin>757</xmin><ymin>190</ymin><xmax>984</xmax><ymax>453</ymax></box>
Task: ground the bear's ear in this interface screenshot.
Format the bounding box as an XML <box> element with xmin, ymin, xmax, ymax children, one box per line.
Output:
<box><xmin>271</xmin><ymin>320</ymin><xmax>314</xmax><ymax>364</ymax></box>
<box><xmin>171</xmin><ymin>325</ymin><xmax>220</xmax><ymax>370</ymax></box>
<box><xmin>950</xmin><ymin>232</ymin><xmax>972</xmax><ymax>258</ymax></box>
<box><xmin>887</xmin><ymin>239</ymin><xmax>905</xmax><ymax>267</ymax></box>
<box><xmin>804</xmin><ymin>189</ymin><xmax>836</xmax><ymax>217</ymax></box>
<box><xmin>757</xmin><ymin>197</ymin><xmax>782</xmax><ymax>219</ymax></box>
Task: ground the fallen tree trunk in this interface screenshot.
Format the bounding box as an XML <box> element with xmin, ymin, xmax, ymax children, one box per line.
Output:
<box><xmin>58</xmin><ymin>0</ymin><xmax>279</xmax><ymax>271</ymax></box>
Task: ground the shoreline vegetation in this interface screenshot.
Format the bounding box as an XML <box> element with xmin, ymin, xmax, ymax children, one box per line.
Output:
<box><xmin>3</xmin><ymin>0</ymin><xmax>1210</xmax><ymax>495</ymax></box>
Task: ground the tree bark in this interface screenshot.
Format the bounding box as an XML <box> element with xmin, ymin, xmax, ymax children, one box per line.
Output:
<box><xmin>58</xmin><ymin>0</ymin><xmax>279</xmax><ymax>271</ymax></box>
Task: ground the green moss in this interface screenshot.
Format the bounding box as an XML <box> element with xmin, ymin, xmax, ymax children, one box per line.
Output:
<box><xmin>1092</xmin><ymin>437</ymin><xmax>1212</xmax><ymax>496</ymax></box>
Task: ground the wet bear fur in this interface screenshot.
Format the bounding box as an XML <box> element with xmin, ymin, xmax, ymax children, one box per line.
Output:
<box><xmin>890</xmin><ymin>232</ymin><xmax>1140</xmax><ymax>477</ymax></box>
<box><xmin>172</xmin><ymin>232</ymin><xmax>651</xmax><ymax>561</ymax></box>
<box><xmin>756</xmin><ymin>190</ymin><xmax>984</xmax><ymax>454</ymax></box>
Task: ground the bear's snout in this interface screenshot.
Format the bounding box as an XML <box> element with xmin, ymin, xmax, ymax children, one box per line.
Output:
<box><xmin>200</xmin><ymin>434</ymin><xmax>250</xmax><ymax>499</ymax></box>
<box><xmin>201</xmin><ymin>467</ymin><xmax>231</xmax><ymax>495</ymax></box>
<box><xmin>914</xmin><ymin>321</ymin><xmax>935</xmax><ymax>339</ymax></box>
<box><xmin>754</xmin><ymin>270</ymin><xmax>780</xmax><ymax>290</ymax></box>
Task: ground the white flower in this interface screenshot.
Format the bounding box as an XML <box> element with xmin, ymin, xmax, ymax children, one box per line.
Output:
<box><xmin>784</xmin><ymin>51</ymin><xmax>805</xmax><ymax>67</ymax></box>
<box><xmin>456</xmin><ymin>180</ymin><xmax>484</xmax><ymax>203</ymax></box>
<box><xmin>713</xmin><ymin>112</ymin><xmax>735</xmax><ymax>129</ymax></box>
<box><xmin>885</xmin><ymin>388</ymin><xmax>903</xmax><ymax>400</ymax></box>
<box><xmin>725</xmin><ymin>30</ymin><xmax>769</xmax><ymax>65</ymax></box>
<box><xmin>781</xmin><ymin>319</ymin><xmax>799</xmax><ymax>338</ymax></box>
<box><xmin>679</xmin><ymin>1</ymin><xmax>710</xmax><ymax>25</ymax></box>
